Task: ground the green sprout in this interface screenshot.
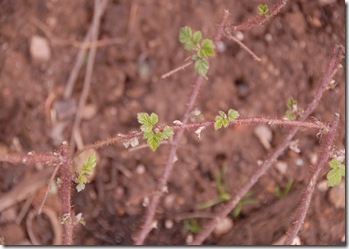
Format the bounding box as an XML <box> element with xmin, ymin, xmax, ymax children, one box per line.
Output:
<box><xmin>179</xmin><ymin>26</ymin><xmax>215</xmax><ymax>78</ymax></box>
<box><xmin>137</xmin><ymin>112</ymin><xmax>174</xmax><ymax>151</ymax></box>
<box><xmin>196</xmin><ymin>164</ymin><xmax>231</xmax><ymax>210</ymax></box>
<box><xmin>232</xmin><ymin>191</ymin><xmax>259</xmax><ymax>218</ymax></box>
<box><xmin>258</xmin><ymin>4</ymin><xmax>270</xmax><ymax>17</ymax></box>
<box><xmin>74</xmin><ymin>153</ymin><xmax>97</xmax><ymax>192</ymax></box>
<box><xmin>284</xmin><ymin>97</ymin><xmax>302</xmax><ymax>120</ymax></box>
<box><xmin>327</xmin><ymin>159</ymin><xmax>345</xmax><ymax>187</ymax></box>
<box><xmin>183</xmin><ymin>219</ymin><xmax>202</xmax><ymax>234</ymax></box>
<box><xmin>274</xmin><ymin>179</ymin><xmax>293</xmax><ymax>198</ymax></box>
<box><xmin>214</xmin><ymin>109</ymin><xmax>239</xmax><ymax>130</ymax></box>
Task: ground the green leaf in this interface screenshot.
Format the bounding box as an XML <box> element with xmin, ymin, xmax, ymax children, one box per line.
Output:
<box><xmin>194</xmin><ymin>58</ymin><xmax>209</xmax><ymax>77</ymax></box>
<box><xmin>192</xmin><ymin>31</ymin><xmax>202</xmax><ymax>43</ymax></box>
<box><xmin>285</xmin><ymin>110</ymin><xmax>296</xmax><ymax>120</ymax></box>
<box><xmin>179</xmin><ymin>26</ymin><xmax>193</xmax><ymax>44</ymax></box>
<box><xmin>137</xmin><ymin>112</ymin><xmax>158</xmax><ymax>126</ymax></box>
<box><xmin>162</xmin><ymin>126</ymin><xmax>174</xmax><ymax>139</ymax></box>
<box><xmin>287</xmin><ymin>97</ymin><xmax>297</xmax><ymax>109</ymax></box>
<box><xmin>184</xmin><ymin>42</ymin><xmax>195</xmax><ymax>51</ymax></box>
<box><xmin>327</xmin><ymin>168</ymin><xmax>343</xmax><ymax>187</ymax></box>
<box><xmin>232</xmin><ymin>203</ymin><xmax>243</xmax><ymax>217</ymax></box>
<box><xmin>147</xmin><ymin>134</ymin><xmax>160</xmax><ymax>151</ymax></box>
<box><xmin>327</xmin><ymin>159</ymin><xmax>345</xmax><ymax>187</ymax></box>
<box><xmin>138</xmin><ymin>112</ymin><xmax>158</xmax><ymax>133</ymax></box>
<box><xmin>149</xmin><ymin>113</ymin><xmax>159</xmax><ymax>126</ymax></box>
<box><xmin>258</xmin><ymin>4</ymin><xmax>269</xmax><ymax>16</ymax></box>
<box><xmin>214</xmin><ymin>116</ymin><xmax>224</xmax><ymax>130</ymax></box>
<box><xmin>143</xmin><ymin>131</ymin><xmax>154</xmax><ymax>139</ymax></box>
<box><xmin>183</xmin><ymin>219</ymin><xmax>201</xmax><ymax>234</ymax></box>
<box><xmin>198</xmin><ymin>39</ymin><xmax>215</xmax><ymax>57</ymax></box>
<box><xmin>222</xmin><ymin>118</ymin><xmax>229</xmax><ymax>128</ymax></box>
<box><xmin>179</xmin><ymin>27</ymin><xmax>195</xmax><ymax>51</ymax></box>
<box><xmin>218</xmin><ymin>111</ymin><xmax>226</xmax><ymax>118</ymax></box>
<box><xmin>228</xmin><ymin>109</ymin><xmax>239</xmax><ymax>121</ymax></box>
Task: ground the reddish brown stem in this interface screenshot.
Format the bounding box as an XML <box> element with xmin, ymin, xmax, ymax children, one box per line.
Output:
<box><xmin>226</xmin><ymin>0</ymin><xmax>288</xmax><ymax>32</ymax></box>
<box><xmin>0</xmin><ymin>151</ymin><xmax>60</xmax><ymax>166</ymax></box>
<box><xmin>190</xmin><ymin>45</ymin><xmax>344</xmax><ymax>245</ymax></box>
<box><xmin>284</xmin><ymin>114</ymin><xmax>339</xmax><ymax>245</ymax></box>
<box><xmin>58</xmin><ymin>141</ymin><xmax>73</xmax><ymax>245</ymax></box>
<box><xmin>133</xmin><ymin>10</ymin><xmax>230</xmax><ymax>245</ymax></box>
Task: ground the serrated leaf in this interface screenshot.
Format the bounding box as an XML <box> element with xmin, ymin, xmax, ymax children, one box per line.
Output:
<box><xmin>162</xmin><ymin>126</ymin><xmax>174</xmax><ymax>139</ymax></box>
<box><xmin>184</xmin><ymin>41</ymin><xmax>195</xmax><ymax>51</ymax></box>
<box><xmin>287</xmin><ymin>97</ymin><xmax>297</xmax><ymax>109</ymax></box>
<box><xmin>199</xmin><ymin>39</ymin><xmax>215</xmax><ymax>57</ymax></box>
<box><xmin>179</xmin><ymin>26</ymin><xmax>193</xmax><ymax>44</ymax></box>
<box><xmin>147</xmin><ymin>135</ymin><xmax>160</xmax><ymax>151</ymax></box>
<box><xmin>149</xmin><ymin>113</ymin><xmax>159</xmax><ymax>126</ymax></box>
<box><xmin>137</xmin><ymin>112</ymin><xmax>150</xmax><ymax>125</ymax></box>
<box><xmin>327</xmin><ymin>168</ymin><xmax>343</xmax><ymax>187</ymax></box>
<box><xmin>154</xmin><ymin>131</ymin><xmax>164</xmax><ymax>141</ymax></box>
<box><xmin>193</xmin><ymin>31</ymin><xmax>202</xmax><ymax>43</ymax></box>
<box><xmin>218</xmin><ymin>111</ymin><xmax>226</xmax><ymax>118</ymax></box>
<box><xmin>222</xmin><ymin>118</ymin><xmax>229</xmax><ymax>128</ymax></box>
<box><xmin>194</xmin><ymin>59</ymin><xmax>209</xmax><ymax>76</ymax></box>
<box><xmin>285</xmin><ymin>110</ymin><xmax>296</xmax><ymax>120</ymax></box>
<box><xmin>214</xmin><ymin>116</ymin><xmax>224</xmax><ymax>130</ymax></box>
<box><xmin>228</xmin><ymin>109</ymin><xmax>239</xmax><ymax>121</ymax></box>
<box><xmin>143</xmin><ymin>131</ymin><xmax>154</xmax><ymax>139</ymax></box>
<box><xmin>329</xmin><ymin>159</ymin><xmax>341</xmax><ymax>169</ymax></box>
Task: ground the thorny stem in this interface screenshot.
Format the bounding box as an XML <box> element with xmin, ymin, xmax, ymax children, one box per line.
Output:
<box><xmin>76</xmin><ymin>117</ymin><xmax>325</xmax><ymax>157</ymax></box>
<box><xmin>226</xmin><ymin>0</ymin><xmax>289</xmax><ymax>32</ymax></box>
<box><xmin>133</xmin><ymin>10</ymin><xmax>231</xmax><ymax>245</ymax></box>
<box><xmin>284</xmin><ymin>114</ymin><xmax>340</xmax><ymax>245</ymax></box>
<box><xmin>190</xmin><ymin>45</ymin><xmax>344</xmax><ymax>245</ymax></box>
<box><xmin>58</xmin><ymin>141</ymin><xmax>73</xmax><ymax>245</ymax></box>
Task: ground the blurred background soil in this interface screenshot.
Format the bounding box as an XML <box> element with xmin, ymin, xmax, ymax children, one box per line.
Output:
<box><xmin>0</xmin><ymin>0</ymin><xmax>345</xmax><ymax>245</ymax></box>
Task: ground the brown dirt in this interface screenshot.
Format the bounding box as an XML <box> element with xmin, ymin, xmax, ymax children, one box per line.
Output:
<box><xmin>0</xmin><ymin>0</ymin><xmax>345</xmax><ymax>245</ymax></box>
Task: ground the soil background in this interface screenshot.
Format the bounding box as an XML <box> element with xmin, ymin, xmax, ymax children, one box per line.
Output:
<box><xmin>0</xmin><ymin>0</ymin><xmax>345</xmax><ymax>245</ymax></box>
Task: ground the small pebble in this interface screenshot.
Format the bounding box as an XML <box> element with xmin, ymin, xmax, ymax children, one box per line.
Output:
<box><xmin>275</xmin><ymin>161</ymin><xmax>287</xmax><ymax>175</ymax></box>
<box><xmin>295</xmin><ymin>158</ymin><xmax>304</xmax><ymax>167</ymax></box>
<box><xmin>165</xmin><ymin>219</ymin><xmax>174</xmax><ymax>229</ymax></box>
<box><xmin>317</xmin><ymin>180</ymin><xmax>329</xmax><ymax>192</ymax></box>
<box><xmin>254</xmin><ymin>125</ymin><xmax>273</xmax><ymax>150</ymax></box>
<box><xmin>213</xmin><ymin>217</ymin><xmax>233</xmax><ymax>237</ymax></box>
<box><xmin>186</xmin><ymin>234</ymin><xmax>193</xmax><ymax>244</ymax></box>
<box><xmin>30</xmin><ymin>35</ymin><xmax>51</xmax><ymax>61</ymax></box>
<box><xmin>265</xmin><ymin>33</ymin><xmax>272</xmax><ymax>42</ymax></box>
<box><xmin>136</xmin><ymin>164</ymin><xmax>146</xmax><ymax>175</ymax></box>
<box><xmin>81</xmin><ymin>104</ymin><xmax>97</xmax><ymax>120</ymax></box>
<box><xmin>235</xmin><ymin>31</ymin><xmax>244</xmax><ymax>41</ymax></box>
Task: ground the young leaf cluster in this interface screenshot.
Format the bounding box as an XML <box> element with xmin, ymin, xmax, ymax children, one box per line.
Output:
<box><xmin>257</xmin><ymin>4</ymin><xmax>269</xmax><ymax>17</ymax></box>
<box><xmin>327</xmin><ymin>159</ymin><xmax>345</xmax><ymax>187</ymax></box>
<box><xmin>75</xmin><ymin>153</ymin><xmax>97</xmax><ymax>192</ymax></box>
<box><xmin>137</xmin><ymin>113</ymin><xmax>174</xmax><ymax>151</ymax></box>
<box><xmin>284</xmin><ymin>97</ymin><xmax>302</xmax><ymax>120</ymax></box>
<box><xmin>214</xmin><ymin>109</ymin><xmax>239</xmax><ymax>130</ymax></box>
<box><xmin>179</xmin><ymin>26</ymin><xmax>215</xmax><ymax>78</ymax></box>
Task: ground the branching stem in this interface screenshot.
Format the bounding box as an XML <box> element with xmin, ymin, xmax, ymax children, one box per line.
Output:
<box><xmin>190</xmin><ymin>45</ymin><xmax>344</xmax><ymax>245</ymax></box>
<box><xmin>284</xmin><ymin>114</ymin><xmax>339</xmax><ymax>245</ymax></box>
